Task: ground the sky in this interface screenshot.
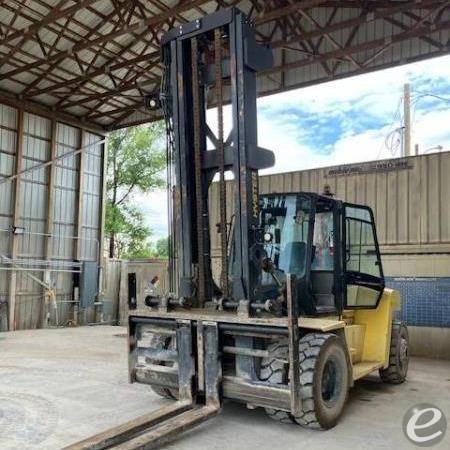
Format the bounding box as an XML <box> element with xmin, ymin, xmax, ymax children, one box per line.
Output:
<box><xmin>137</xmin><ymin>55</ymin><xmax>450</xmax><ymax>241</ymax></box>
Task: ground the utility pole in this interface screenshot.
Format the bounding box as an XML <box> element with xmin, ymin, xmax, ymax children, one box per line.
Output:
<box><xmin>403</xmin><ymin>83</ymin><xmax>411</xmax><ymax>157</ymax></box>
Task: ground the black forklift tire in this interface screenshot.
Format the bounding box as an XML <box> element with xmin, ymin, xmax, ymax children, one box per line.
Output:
<box><xmin>294</xmin><ymin>333</ymin><xmax>349</xmax><ymax>429</ymax></box>
<box><xmin>260</xmin><ymin>334</ymin><xmax>349</xmax><ymax>429</ymax></box>
<box><xmin>148</xmin><ymin>334</ymin><xmax>179</xmax><ymax>400</ymax></box>
<box><xmin>379</xmin><ymin>321</ymin><xmax>409</xmax><ymax>384</ymax></box>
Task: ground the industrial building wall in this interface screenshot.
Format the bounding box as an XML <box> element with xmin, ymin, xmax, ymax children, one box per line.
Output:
<box><xmin>0</xmin><ymin>102</ymin><xmax>106</xmax><ymax>331</ymax></box>
<box><xmin>210</xmin><ymin>152</ymin><xmax>450</xmax><ymax>250</ymax></box>
<box><xmin>209</xmin><ymin>152</ymin><xmax>450</xmax><ymax>329</ymax></box>
<box><xmin>266</xmin><ymin>153</ymin><xmax>449</xmax><ymax>251</ymax></box>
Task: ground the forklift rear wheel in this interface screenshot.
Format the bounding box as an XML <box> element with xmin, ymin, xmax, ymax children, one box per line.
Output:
<box><xmin>261</xmin><ymin>333</ymin><xmax>349</xmax><ymax>429</ymax></box>
<box><xmin>379</xmin><ymin>321</ymin><xmax>409</xmax><ymax>384</ymax></box>
<box><xmin>148</xmin><ymin>334</ymin><xmax>179</xmax><ymax>400</ymax></box>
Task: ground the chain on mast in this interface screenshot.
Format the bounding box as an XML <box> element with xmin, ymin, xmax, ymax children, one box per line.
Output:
<box><xmin>215</xmin><ymin>28</ymin><xmax>229</xmax><ymax>299</ymax></box>
<box><xmin>191</xmin><ymin>37</ymin><xmax>206</xmax><ymax>306</ymax></box>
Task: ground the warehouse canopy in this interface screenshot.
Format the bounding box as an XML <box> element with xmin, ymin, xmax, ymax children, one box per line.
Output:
<box><xmin>0</xmin><ymin>0</ymin><xmax>449</xmax><ymax>131</ymax></box>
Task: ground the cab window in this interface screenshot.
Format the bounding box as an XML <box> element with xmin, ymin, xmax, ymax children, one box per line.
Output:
<box><xmin>260</xmin><ymin>194</ymin><xmax>312</xmax><ymax>283</ymax></box>
<box><xmin>344</xmin><ymin>205</ymin><xmax>384</xmax><ymax>308</ymax></box>
<box><xmin>312</xmin><ymin>211</ymin><xmax>334</xmax><ymax>271</ymax></box>
<box><xmin>345</xmin><ymin>207</ymin><xmax>382</xmax><ymax>279</ymax></box>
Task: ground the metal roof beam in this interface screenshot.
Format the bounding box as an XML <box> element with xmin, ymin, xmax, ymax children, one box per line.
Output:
<box><xmin>360</xmin><ymin>4</ymin><xmax>448</xmax><ymax>67</ymax></box>
<box><xmin>264</xmin><ymin>17</ymin><xmax>450</xmax><ymax>76</ymax></box>
<box><xmin>86</xmin><ymin>98</ymin><xmax>151</xmax><ymax>120</ymax></box>
<box><xmin>252</xmin><ymin>0</ymin><xmax>328</xmax><ymax>24</ymax></box>
<box><xmin>0</xmin><ymin>1</ymin><xmax>155</xmax><ymax>83</ymax></box>
<box><xmin>1</xmin><ymin>0</ymin><xmax>101</xmax><ymax>46</ymax></box>
<box><xmin>59</xmin><ymin>77</ymin><xmax>157</xmax><ymax>110</ymax></box>
<box><xmin>53</xmin><ymin>6</ymin><xmax>167</xmax><ymax>109</ymax></box>
<box><xmin>0</xmin><ymin>40</ymin><xmax>134</xmax><ymax>112</ymax></box>
<box><xmin>0</xmin><ymin>0</ymin><xmax>327</xmax><ymax>83</ymax></box>
<box><xmin>0</xmin><ymin>0</ymin><xmax>448</xmax><ymax>128</ymax></box>
<box><xmin>19</xmin><ymin>1</ymin><xmax>343</xmax><ymax>98</ymax></box>
<box><xmin>95</xmin><ymin>14</ymin><xmax>450</xmax><ymax>127</ymax></box>
<box><xmin>0</xmin><ymin>0</ymin><xmax>211</xmax><ymax>81</ymax></box>
<box><xmin>0</xmin><ymin>89</ymin><xmax>106</xmax><ymax>134</ymax></box>
<box><xmin>25</xmin><ymin>52</ymin><xmax>161</xmax><ymax>98</ymax></box>
<box><xmin>269</xmin><ymin>0</ymin><xmax>446</xmax><ymax>47</ymax></box>
<box><xmin>51</xmin><ymin>0</ymin><xmax>443</xmax><ymax>105</ymax></box>
<box><xmin>296</xmin><ymin>8</ymin><xmax>362</xmax><ymax>69</ymax></box>
<box><xmin>319</xmin><ymin>0</ymin><xmax>444</xmax><ymax>8</ymax></box>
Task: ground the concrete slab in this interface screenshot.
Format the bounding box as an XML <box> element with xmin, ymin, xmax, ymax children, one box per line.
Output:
<box><xmin>0</xmin><ymin>326</ymin><xmax>449</xmax><ymax>450</ymax></box>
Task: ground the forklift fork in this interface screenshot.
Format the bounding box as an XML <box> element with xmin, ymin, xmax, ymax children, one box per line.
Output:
<box><xmin>66</xmin><ymin>277</ymin><xmax>302</xmax><ymax>449</ymax></box>
<box><xmin>64</xmin><ymin>321</ymin><xmax>222</xmax><ymax>450</ymax></box>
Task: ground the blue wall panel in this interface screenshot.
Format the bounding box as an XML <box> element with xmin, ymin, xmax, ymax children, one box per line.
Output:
<box><xmin>386</xmin><ymin>277</ymin><xmax>450</xmax><ymax>327</ymax></box>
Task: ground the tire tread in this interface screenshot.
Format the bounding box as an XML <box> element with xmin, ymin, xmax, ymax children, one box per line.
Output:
<box><xmin>379</xmin><ymin>321</ymin><xmax>409</xmax><ymax>384</ymax></box>
<box><xmin>261</xmin><ymin>333</ymin><xmax>348</xmax><ymax>429</ymax></box>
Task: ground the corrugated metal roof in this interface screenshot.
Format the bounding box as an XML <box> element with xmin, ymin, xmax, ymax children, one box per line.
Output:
<box><xmin>0</xmin><ymin>0</ymin><xmax>448</xmax><ymax>131</ymax></box>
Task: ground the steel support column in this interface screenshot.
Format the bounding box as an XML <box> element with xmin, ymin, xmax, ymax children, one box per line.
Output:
<box><xmin>41</xmin><ymin>118</ymin><xmax>58</xmax><ymax>327</ymax></box>
<box><xmin>8</xmin><ymin>108</ymin><xmax>24</xmax><ymax>331</ymax></box>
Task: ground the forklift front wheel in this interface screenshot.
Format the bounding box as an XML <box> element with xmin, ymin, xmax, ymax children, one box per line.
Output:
<box><xmin>261</xmin><ymin>333</ymin><xmax>349</xmax><ymax>430</ymax></box>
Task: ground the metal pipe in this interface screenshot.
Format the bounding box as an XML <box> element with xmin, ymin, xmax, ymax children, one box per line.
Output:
<box><xmin>1</xmin><ymin>259</ymin><xmax>82</xmax><ymax>267</ymax></box>
<box><xmin>0</xmin><ymin>267</ymin><xmax>81</xmax><ymax>273</ymax></box>
<box><xmin>129</xmin><ymin>317</ymin><xmax>176</xmax><ymax>327</ymax></box>
<box><xmin>222</xmin><ymin>346</ymin><xmax>270</xmax><ymax>358</ymax></box>
<box><xmin>222</xmin><ymin>301</ymin><xmax>238</xmax><ymax>309</ymax></box>
<box><xmin>1</xmin><ymin>258</ymin><xmax>83</xmax><ymax>268</ymax></box>
<box><xmin>0</xmin><ymin>228</ymin><xmax>100</xmax><ymax>261</ymax></box>
<box><xmin>219</xmin><ymin>323</ymin><xmax>288</xmax><ymax>336</ymax></box>
<box><xmin>0</xmin><ymin>138</ymin><xmax>106</xmax><ymax>185</ymax></box>
<box><xmin>128</xmin><ymin>316</ymin><xmax>289</xmax><ymax>336</ymax></box>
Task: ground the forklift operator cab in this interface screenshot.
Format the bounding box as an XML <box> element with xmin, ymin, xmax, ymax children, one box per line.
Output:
<box><xmin>259</xmin><ymin>192</ymin><xmax>385</xmax><ymax>316</ymax></box>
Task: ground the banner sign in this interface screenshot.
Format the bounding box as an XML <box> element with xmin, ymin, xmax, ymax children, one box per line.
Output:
<box><xmin>326</xmin><ymin>158</ymin><xmax>413</xmax><ymax>177</ymax></box>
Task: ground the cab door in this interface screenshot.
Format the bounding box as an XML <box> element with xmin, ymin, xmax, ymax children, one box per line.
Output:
<box><xmin>343</xmin><ymin>204</ymin><xmax>384</xmax><ymax>308</ymax></box>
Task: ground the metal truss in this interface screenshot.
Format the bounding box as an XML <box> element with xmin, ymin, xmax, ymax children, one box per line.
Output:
<box><xmin>0</xmin><ymin>0</ymin><xmax>448</xmax><ymax>130</ymax></box>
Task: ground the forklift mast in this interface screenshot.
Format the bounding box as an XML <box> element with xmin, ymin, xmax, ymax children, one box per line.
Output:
<box><xmin>160</xmin><ymin>8</ymin><xmax>274</xmax><ymax>307</ymax></box>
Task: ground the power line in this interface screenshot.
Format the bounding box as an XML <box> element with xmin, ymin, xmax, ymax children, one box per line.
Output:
<box><xmin>375</xmin><ymin>95</ymin><xmax>403</xmax><ymax>160</ymax></box>
<box><xmin>410</xmin><ymin>91</ymin><xmax>450</xmax><ymax>125</ymax></box>
<box><xmin>412</xmin><ymin>92</ymin><xmax>450</xmax><ymax>103</ymax></box>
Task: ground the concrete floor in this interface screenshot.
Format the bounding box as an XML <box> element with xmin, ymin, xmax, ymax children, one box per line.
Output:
<box><xmin>0</xmin><ymin>326</ymin><xmax>449</xmax><ymax>450</ymax></box>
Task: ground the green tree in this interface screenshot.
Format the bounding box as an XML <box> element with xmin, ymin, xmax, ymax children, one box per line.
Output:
<box><xmin>106</xmin><ymin>123</ymin><xmax>165</xmax><ymax>258</ymax></box>
<box><xmin>122</xmin><ymin>236</ymin><xmax>169</xmax><ymax>260</ymax></box>
<box><xmin>154</xmin><ymin>237</ymin><xmax>169</xmax><ymax>259</ymax></box>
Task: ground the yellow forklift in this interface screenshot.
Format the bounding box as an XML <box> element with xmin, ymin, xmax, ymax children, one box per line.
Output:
<box><xmin>66</xmin><ymin>7</ymin><xmax>409</xmax><ymax>450</ymax></box>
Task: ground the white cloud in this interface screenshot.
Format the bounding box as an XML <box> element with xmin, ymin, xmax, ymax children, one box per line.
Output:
<box><xmin>258</xmin><ymin>113</ymin><xmax>330</xmax><ymax>174</ymax></box>
<box><xmin>331</xmin><ymin>126</ymin><xmax>397</xmax><ymax>165</ymax></box>
<box><xmin>134</xmin><ymin>189</ymin><xmax>168</xmax><ymax>241</ymax></box>
<box><xmin>413</xmin><ymin>108</ymin><xmax>450</xmax><ymax>151</ymax></box>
